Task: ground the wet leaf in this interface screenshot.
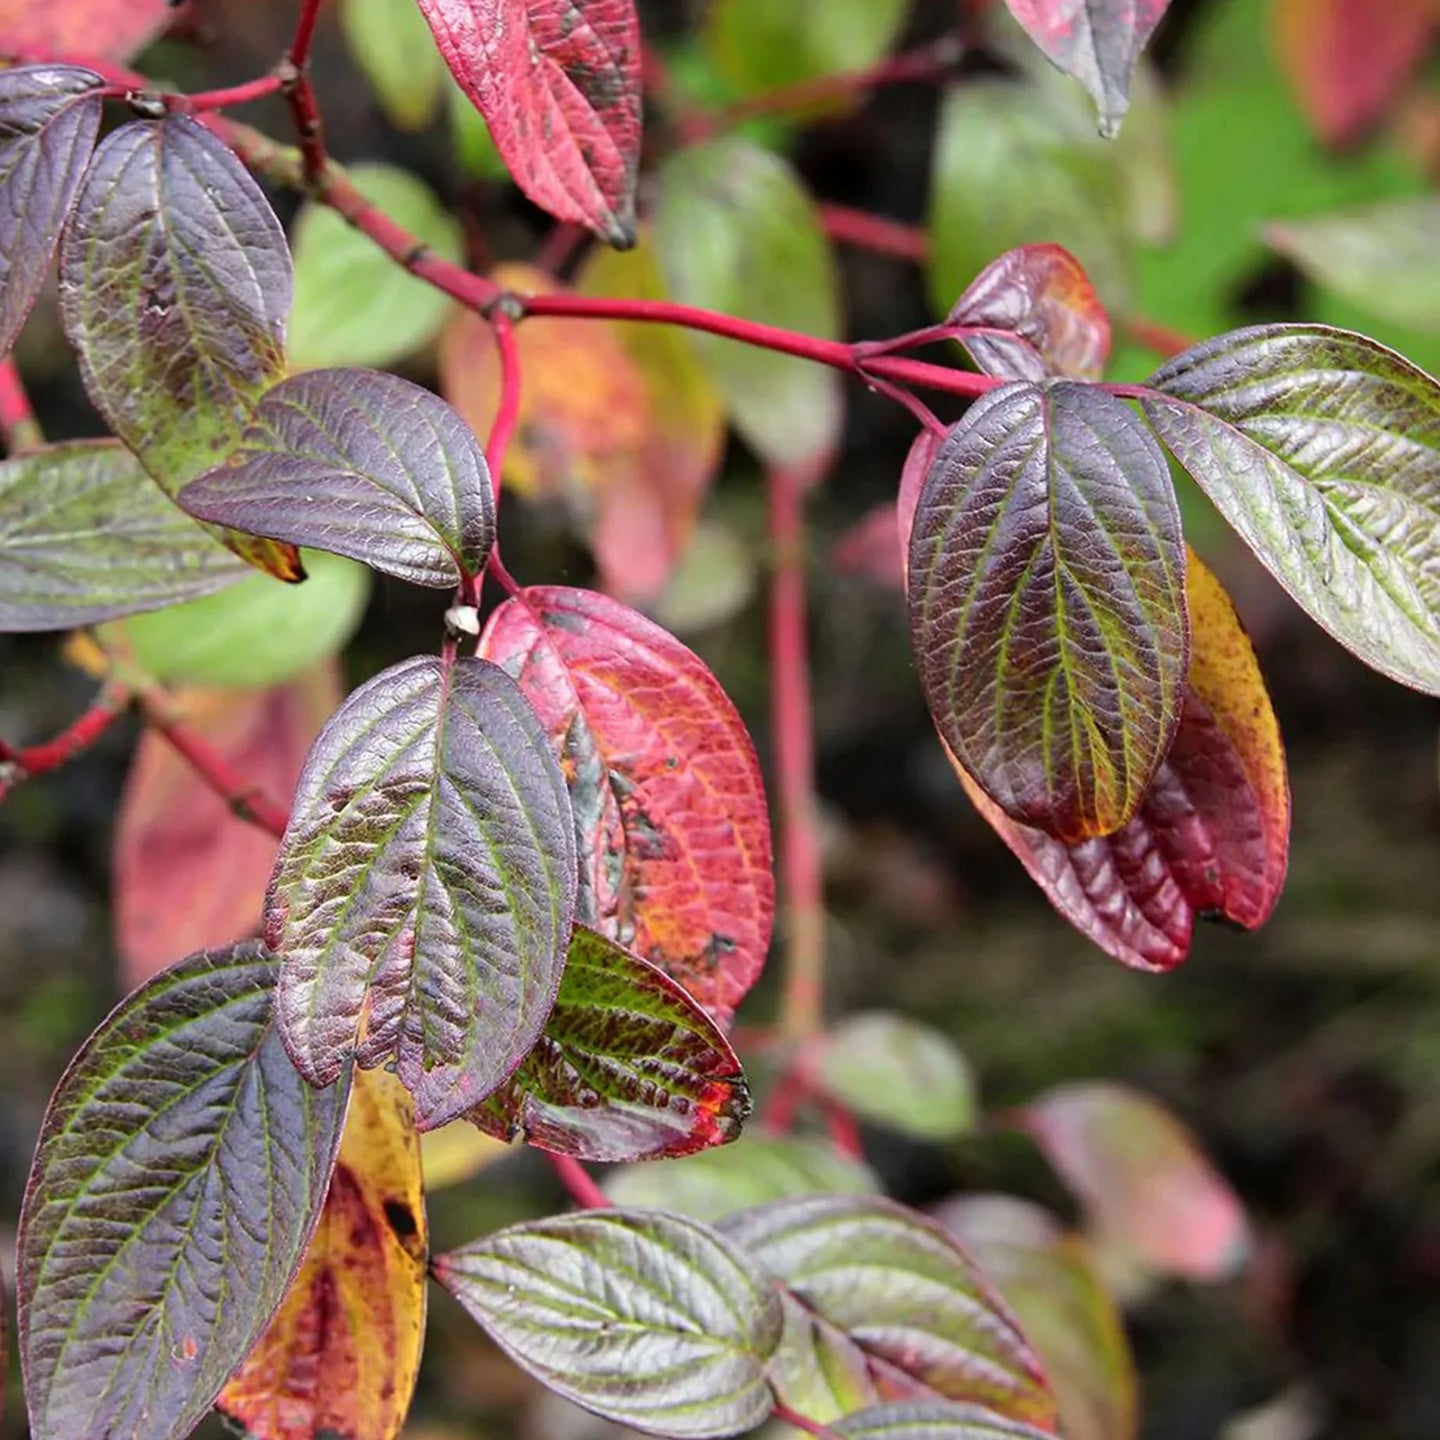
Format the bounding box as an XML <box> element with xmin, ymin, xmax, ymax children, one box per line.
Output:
<box><xmin>219</xmin><ymin>1068</ymin><xmax>427</xmax><ymax>1440</ymax></box>
<box><xmin>908</xmin><ymin>381</ymin><xmax>1188</xmax><ymax>842</ymax></box>
<box><xmin>0</xmin><ymin>440</ymin><xmax>249</xmax><ymax>632</ymax></box>
<box><xmin>1019</xmin><ymin>1081</ymin><xmax>1251</xmax><ymax>1279</ymax></box>
<box><xmin>656</xmin><ymin>138</ymin><xmax>843</xmax><ymax>468</ymax></box>
<box><xmin>101</xmin><ymin>548</ymin><xmax>370</xmax><ymax>689</ymax></box>
<box><xmin>342</xmin><ymin>0</ymin><xmax>448</xmax><ymax>131</ymax></box>
<box><xmin>0</xmin><ymin>66</ymin><xmax>102</xmax><ymax>359</ymax></box>
<box><xmin>935</xmin><ymin>1196</ymin><xmax>1136</xmax><ymax>1440</ymax></box>
<box><xmin>0</xmin><ymin>0</ymin><xmax>171</xmax><ymax>60</ymax></box>
<box><xmin>270</xmin><ymin>654</ymin><xmax>577</xmax><ymax>1129</ymax></box>
<box><xmin>465</xmin><ymin>924</ymin><xmax>749</xmax><ymax>1162</ymax></box>
<box><xmin>953</xmin><ymin>548</ymin><xmax>1289</xmax><ymax>971</ymax></box>
<box><xmin>1142</xmin><ymin>324</ymin><xmax>1440</xmax><ymax>695</ymax></box>
<box><xmin>434</xmin><ymin>1208</ymin><xmax>783</xmax><ymax>1437</ymax></box>
<box><xmin>479</xmin><ymin>585</ymin><xmax>773</xmax><ymax>1028</ymax></box>
<box><xmin>414</xmin><ymin>0</ymin><xmax>641</xmax><ymax>244</ymax></box>
<box><xmin>720</xmin><ymin>1195</ymin><xmax>1056</xmax><ymax>1429</ymax></box>
<box><xmin>812</xmin><ymin>1011</ymin><xmax>976</xmax><ymax>1142</ymax></box>
<box><xmin>605</xmin><ymin>1133</ymin><xmax>881</xmax><ymax>1221</ymax></box>
<box><xmin>58</xmin><ymin>118</ymin><xmax>299</xmax><ymax>580</ymax></box>
<box><xmin>18</xmin><ymin>944</ymin><xmax>350</xmax><ymax>1440</ymax></box>
<box><xmin>114</xmin><ymin>665</ymin><xmax>342</xmax><ymax>986</ymax></box>
<box><xmin>289</xmin><ymin>163</ymin><xmax>462</xmax><ymax>371</ymax></box>
<box><xmin>1003</xmin><ymin>0</ymin><xmax>1172</xmax><ymax>136</ymax></box>
<box><xmin>947</xmin><ymin>244</ymin><xmax>1112</xmax><ymax>383</ymax></box>
<box><xmin>178</xmin><ymin>368</ymin><xmax>495</xmax><ymax>588</ymax></box>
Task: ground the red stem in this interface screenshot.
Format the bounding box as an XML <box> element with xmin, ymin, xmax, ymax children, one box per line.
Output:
<box><xmin>283</xmin><ymin>0</ymin><xmax>329</xmax><ymax>184</ymax></box>
<box><xmin>288</xmin><ymin>0</ymin><xmax>327</xmax><ymax>72</ymax></box>
<box><xmin>820</xmin><ymin>1097</ymin><xmax>863</xmax><ymax>1161</ymax></box>
<box><xmin>773</xmin><ymin>1403</ymin><xmax>846</xmax><ymax>1439</ymax></box>
<box><xmin>819</xmin><ymin>202</ymin><xmax>931</xmax><ymax>263</ymax></box>
<box><xmin>548</xmin><ymin>1154</ymin><xmax>611</xmax><ymax>1209</ymax></box>
<box><xmin>0</xmin><ymin>358</ymin><xmax>42</xmax><ymax>453</ymax></box>
<box><xmin>0</xmin><ymin>686</ymin><xmax>130</xmax><ymax>796</ymax></box>
<box><xmin>1126</xmin><ymin>315</ymin><xmax>1195</xmax><ymax>359</ymax></box>
<box><xmin>486</xmin><ymin>312</ymin><xmax>522</xmax><ymax>490</ymax></box>
<box><xmin>173</xmin><ymin>73</ymin><xmax>284</xmax><ymax>113</ymax></box>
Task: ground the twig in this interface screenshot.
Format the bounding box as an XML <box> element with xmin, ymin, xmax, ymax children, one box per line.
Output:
<box><xmin>281</xmin><ymin>0</ymin><xmax>329</xmax><ymax>185</ymax></box>
<box><xmin>773</xmin><ymin>1402</ymin><xmax>847</xmax><ymax>1439</ymax></box>
<box><xmin>0</xmin><ymin>684</ymin><xmax>131</xmax><ymax>802</ymax></box>
<box><xmin>548</xmin><ymin>1154</ymin><xmax>611</xmax><ymax>1209</ymax></box>
<box><xmin>819</xmin><ymin>202</ymin><xmax>931</xmax><ymax>263</ymax></box>
<box><xmin>0</xmin><ymin>357</ymin><xmax>43</xmax><ymax>453</ymax></box>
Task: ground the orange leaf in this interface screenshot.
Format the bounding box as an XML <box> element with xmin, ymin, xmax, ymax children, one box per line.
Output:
<box><xmin>220</xmin><ymin>1068</ymin><xmax>427</xmax><ymax>1440</ymax></box>
<box><xmin>113</xmin><ymin>663</ymin><xmax>341</xmax><ymax>987</ymax></box>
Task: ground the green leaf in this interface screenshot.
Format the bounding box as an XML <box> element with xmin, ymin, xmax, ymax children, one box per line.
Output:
<box><xmin>0</xmin><ymin>440</ymin><xmax>248</xmax><ymax>632</ymax></box>
<box><xmin>656</xmin><ymin>138</ymin><xmax>842</xmax><ymax>468</ymax></box>
<box><xmin>812</xmin><ymin>1011</ymin><xmax>976</xmax><ymax>1142</ymax></box>
<box><xmin>289</xmin><ymin>163</ymin><xmax>463</xmax><ymax>371</ymax></box>
<box><xmin>101</xmin><ymin>548</ymin><xmax>370</xmax><ymax>688</ymax></box>
<box><xmin>270</xmin><ymin>655</ymin><xmax>578</xmax><ymax>1130</ymax></box>
<box><xmin>908</xmin><ymin>381</ymin><xmax>1188</xmax><ymax>841</ymax></box>
<box><xmin>1266</xmin><ymin>198</ymin><xmax>1440</xmax><ymax>338</ymax></box>
<box><xmin>465</xmin><ymin>924</ymin><xmax>751</xmax><ymax>1163</ymax></box>
<box><xmin>1141</xmin><ymin>324</ymin><xmax>1440</xmax><ymax>695</ymax></box>
<box><xmin>721</xmin><ymin>1196</ymin><xmax>1056</xmax><ymax>1429</ymax></box>
<box><xmin>447</xmin><ymin>76</ymin><xmax>509</xmax><ymax>180</ymax></box>
<box><xmin>832</xmin><ymin>1402</ymin><xmax>1058</xmax><ymax>1440</ymax></box>
<box><xmin>929</xmin><ymin>80</ymin><xmax>1131</xmax><ymax>319</ymax></box>
<box><xmin>341</xmin><ymin>0</ymin><xmax>447</xmax><ymax>131</ymax></box>
<box><xmin>17</xmin><ymin>943</ymin><xmax>350</xmax><ymax>1440</ymax></box>
<box><xmin>605</xmin><ymin>1133</ymin><xmax>880</xmax><ymax>1222</ymax></box>
<box><xmin>433</xmin><ymin>1209</ymin><xmax>784</xmax><ymax>1438</ymax></box>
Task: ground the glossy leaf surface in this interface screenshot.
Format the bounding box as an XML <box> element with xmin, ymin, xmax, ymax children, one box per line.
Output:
<box><xmin>1003</xmin><ymin>1</ymin><xmax>1171</xmax><ymax>135</ymax></box>
<box><xmin>722</xmin><ymin>1195</ymin><xmax>1056</xmax><ymax>1428</ymax></box>
<box><xmin>948</xmin><ymin>245</ymin><xmax>1111</xmax><ymax>383</ymax></box>
<box><xmin>1142</xmin><ymin>324</ymin><xmax>1440</xmax><ymax>695</ymax></box>
<box><xmin>58</xmin><ymin>117</ymin><xmax>298</xmax><ymax>578</ymax></box>
<box><xmin>936</xmin><ymin>1196</ymin><xmax>1136</xmax><ymax>1440</ymax></box>
<box><xmin>0</xmin><ymin>65</ymin><xmax>102</xmax><ymax>359</ymax></box>
<box><xmin>0</xmin><ymin>440</ymin><xmax>248</xmax><ymax>632</ymax></box>
<box><xmin>656</xmin><ymin>138</ymin><xmax>842</xmax><ymax>468</ymax></box>
<box><xmin>114</xmin><ymin>667</ymin><xmax>341</xmax><ymax>986</ymax></box>
<box><xmin>434</xmin><ymin>1209</ymin><xmax>783</xmax><ymax>1437</ymax></box>
<box><xmin>1020</xmin><ymin>1081</ymin><xmax>1251</xmax><ymax>1279</ymax></box>
<box><xmin>270</xmin><ymin>655</ymin><xmax>577</xmax><ymax>1129</ymax></box>
<box><xmin>0</xmin><ymin>0</ymin><xmax>171</xmax><ymax>58</ymax></box>
<box><xmin>956</xmin><ymin>549</ymin><xmax>1289</xmax><ymax>971</ymax></box>
<box><xmin>479</xmin><ymin>586</ymin><xmax>772</xmax><ymax>1028</ymax></box>
<box><xmin>414</xmin><ymin>0</ymin><xmax>642</xmax><ymax>244</ymax></box>
<box><xmin>812</xmin><ymin>1011</ymin><xmax>976</xmax><ymax>1141</ymax></box>
<box><xmin>179</xmin><ymin>368</ymin><xmax>495</xmax><ymax>588</ymax></box>
<box><xmin>466</xmin><ymin>925</ymin><xmax>749</xmax><ymax>1162</ymax></box>
<box><xmin>909</xmin><ymin>381</ymin><xmax>1188</xmax><ymax>841</ymax></box>
<box><xmin>18</xmin><ymin>944</ymin><xmax>349</xmax><ymax>1440</ymax></box>
<box><xmin>219</xmin><ymin>1068</ymin><xmax>427</xmax><ymax>1440</ymax></box>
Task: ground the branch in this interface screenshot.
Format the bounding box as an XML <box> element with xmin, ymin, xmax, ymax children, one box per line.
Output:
<box><xmin>548</xmin><ymin>1154</ymin><xmax>611</xmax><ymax>1209</ymax></box>
<box><xmin>281</xmin><ymin>0</ymin><xmax>329</xmax><ymax>185</ymax></box>
<box><xmin>0</xmin><ymin>357</ymin><xmax>43</xmax><ymax>453</ymax></box>
<box><xmin>819</xmin><ymin>202</ymin><xmax>930</xmax><ymax>263</ymax></box>
<box><xmin>772</xmin><ymin>1402</ymin><xmax>848</xmax><ymax>1440</ymax></box>
<box><xmin>0</xmin><ymin>684</ymin><xmax>131</xmax><ymax>801</ymax></box>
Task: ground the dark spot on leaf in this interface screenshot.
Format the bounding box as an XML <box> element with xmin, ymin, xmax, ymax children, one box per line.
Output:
<box><xmin>384</xmin><ymin>1199</ymin><xmax>419</xmax><ymax>1241</ymax></box>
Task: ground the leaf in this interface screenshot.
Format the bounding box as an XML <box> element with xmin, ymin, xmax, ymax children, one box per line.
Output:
<box><xmin>928</xmin><ymin>80</ymin><xmax>1131</xmax><ymax>319</ymax></box>
<box><xmin>433</xmin><ymin>1208</ymin><xmax>783</xmax><ymax>1437</ymax></box>
<box><xmin>605</xmin><ymin>1133</ymin><xmax>880</xmax><ymax>1221</ymax></box>
<box><xmin>17</xmin><ymin>943</ymin><xmax>350</xmax><ymax>1440</ymax></box>
<box><xmin>420</xmin><ymin>1122</ymin><xmax>510</xmax><ymax>1189</ymax></box>
<box><xmin>1018</xmin><ymin>1081</ymin><xmax>1251</xmax><ymax>1279</ymax></box>
<box><xmin>114</xmin><ymin>665</ymin><xmax>342</xmax><ymax>986</ymax></box>
<box><xmin>1002</xmin><ymin>1</ymin><xmax>1172</xmax><ymax>136</ymax></box>
<box><xmin>1141</xmin><ymin>324</ymin><xmax>1440</xmax><ymax>695</ymax></box>
<box><xmin>934</xmin><ymin>1196</ymin><xmax>1136</xmax><ymax>1440</ymax></box>
<box><xmin>101</xmin><ymin>548</ymin><xmax>370</xmax><ymax>689</ymax></box>
<box><xmin>656</xmin><ymin>138</ymin><xmax>843</xmax><ymax>468</ymax></box>
<box><xmin>0</xmin><ymin>0</ymin><xmax>171</xmax><ymax>60</ymax></box>
<box><xmin>219</xmin><ymin>1068</ymin><xmax>427</xmax><ymax>1440</ymax></box>
<box><xmin>908</xmin><ymin>381</ymin><xmax>1188</xmax><ymax>842</ymax></box>
<box><xmin>178</xmin><ymin>368</ymin><xmax>496</xmax><ymax>588</ymax></box>
<box><xmin>58</xmin><ymin>117</ymin><xmax>299</xmax><ymax>580</ymax></box>
<box><xmin>342</xmin><ymin>0</ymin><xmax>448</xmax><ymax>131</ymax></box>
<box><xmin>0</xmin><ymin>440</ymin><xmax>250</xmax><ymax>632</ymax></box>
<box><xmin>1273</xmin><ymin>0</ymin><xmax>1439</xmax><ymax>146</ymax></box>
<box><xmin>833</xmin><ymin>1402</ymin><xmax>1059</xmax><ymax>1440</ymax></box>
<box><xmin>289</xmin><ymin>163</ymin><xmax>463</xmax><ymax>371</ymax></box>
<box><xmin>478</xmin><ymin>585</ymin><xmax>773</xmax><ymax>1028</ymax></box>
<box><xmin>414</xmin><ymin>0</ymin><xmax>642</xmax><ymax>244</ymax></box>
<box><xmin>947</xmin><ymin>245</ymin><xmax>1112</xmax><ymax>383</ymax></box>
<box><xmin>465</xmin><ymin>924</ymin><xmax>750</xmax><ymax>1162</ymax></box>
<box><xmin>811</xmin><ymin>1011</ymin><xmax>976</xmax><ymax>1142</ymax></box>
<box><xmin>0</xmin><ymin>66</ymin><xmax>102</xmax><ymax>360</ymax></box>
<box><xmin>1266</xmin><ymin>198</ymin><xmax>1440</xmax><ymax>338</ymax></box>
<box><xmin>651</xmin><ymin>519</ymin><xmax>760</xmax><ymax>636</ymax></box>
<box><xmin>952</xmin><ymin>548</ymin><xmax>1290</xmax><ymax>972</ymax></box>
<box><xmin>720</xmin><ymin>1196</ymin><xmax>1056</xmax><ymax>1429</ymax></box>
<box><xmin>269</xmin><ymin>654</ymin><xmax>578</xmax><ymax>1130</ymax></box>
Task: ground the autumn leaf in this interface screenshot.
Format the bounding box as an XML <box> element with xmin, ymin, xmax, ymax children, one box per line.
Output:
<box><xmin>0</xmin><ymin>0</ymin><xmax>172</xmax><ymax>60</ymax></box>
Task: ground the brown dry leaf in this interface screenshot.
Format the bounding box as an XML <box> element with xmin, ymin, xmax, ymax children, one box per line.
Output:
<box><xmin>220</xmin><ymin>1068</ymin><xmax>428</xmax><ymax>1440</ymax></box>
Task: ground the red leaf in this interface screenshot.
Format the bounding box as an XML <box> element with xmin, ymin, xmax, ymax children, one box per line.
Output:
<box><xmin>0</xmin><ymin>0</ymin><xmax>171</xmax><ymax>60</ymax></box>
<box><xmin>479</xmin><ymin>587</ymin><xmax>773</xmax><ymax>1028</ymax></box>
<box><xmin>114</xmin><ymin>664</ymin><xmax>341</xmax><ymax>987</ymax></box>
<box><xmin>414</xmin><ymin>0</ymin><xmax>641</xmax><ymax>243</ymax></box>
<box><xmin>949</xmin><ymin>549</ymin><xmax>1289</xmax><ymax>971</ymax></box>
<box><xmin>832</xmin><ymin>428</ymin><xmax>941</xmax><ymax>593</ymax></box>
<box><xmin>1275</xmin><ymin>0</ymin><xmax>1439</xmax><ymax>146</ymax></box>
